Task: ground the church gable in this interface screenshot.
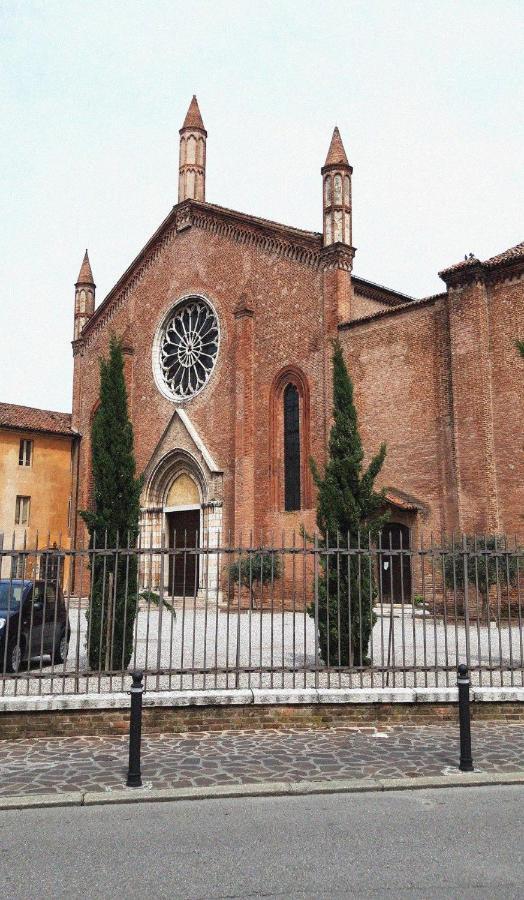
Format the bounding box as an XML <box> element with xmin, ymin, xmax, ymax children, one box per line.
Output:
<box><xmin>78</xmin><ymin>199</ymin><xmax>324</xmax><ymax>349</ymax></box>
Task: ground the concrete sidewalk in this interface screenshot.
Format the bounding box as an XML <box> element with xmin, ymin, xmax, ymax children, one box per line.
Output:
<box><xmin>0</xmin><ymin>722</ymin><xmax>523</xmax><ymax>808</ymax></box>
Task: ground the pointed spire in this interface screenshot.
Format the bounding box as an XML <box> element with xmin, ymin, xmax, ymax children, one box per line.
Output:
<box><xmin>321</xmin><ymin>126</ymin><xmax>353</xmax><ymax>249</ymax></box>
<box><xmin>178</xmin><ymin>95</ymin><xmax>207</xmax><ymax>202</ymax></box>
<box><xmin>181</xmin><ymin>95</ymin><xmax>206</xmax><ymax>132</ymax></box>
<box><xmin>76</xmin><ymin>249</ymin><xmax>94</xmax><ymax>285</ymax></box>
<box><xmin>324</xmin><ymin>127</ymin><xmax>349</xmax><ymax>167</ymax></box>
<box><xmin>74</xmin><ymin>250</ymin><xmax>96</xmax><ymax>340</ymax></box>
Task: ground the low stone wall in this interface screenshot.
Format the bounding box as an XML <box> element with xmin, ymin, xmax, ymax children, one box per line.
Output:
<box><xmin>0</xmin><ymin>687</ymin><xmax>523</xmax><ymax>740</ymax></box>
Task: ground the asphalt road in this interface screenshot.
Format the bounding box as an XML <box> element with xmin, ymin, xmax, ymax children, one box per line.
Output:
<box><xmin>0</xmin><ymin>786</ymin><xmax>522</xmax><ymax>899</ymax></box>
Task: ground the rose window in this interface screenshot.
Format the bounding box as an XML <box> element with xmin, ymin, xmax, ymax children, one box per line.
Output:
<box><xmin>158</xmin><ymin>297</ymin><xmax>219</xmax><ymax>400</ymax></box>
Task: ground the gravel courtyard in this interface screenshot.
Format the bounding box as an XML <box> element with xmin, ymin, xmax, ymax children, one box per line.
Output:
<box><xmin>2</xmin><ymin>600</ymin><xmax>523</xmax><ymax>695</ymax></box>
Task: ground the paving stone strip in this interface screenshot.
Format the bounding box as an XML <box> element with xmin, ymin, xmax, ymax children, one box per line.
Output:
<box><xmin>0</xmin><ymin>723</ymin><xmax>523</xmax><ymax>798</ymax></box>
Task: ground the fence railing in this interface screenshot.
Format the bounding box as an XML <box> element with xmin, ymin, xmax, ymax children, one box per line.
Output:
<box><xmin>0</xmin><ymin>534</ymin><xmax>522</xmax><ymax>696</ymax></box>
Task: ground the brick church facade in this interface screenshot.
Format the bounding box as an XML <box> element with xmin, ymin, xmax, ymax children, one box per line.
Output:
<box><xmin>70</xmin><ymin>96</ymin><xmax>524</xmax><ymax>590</ymax></box>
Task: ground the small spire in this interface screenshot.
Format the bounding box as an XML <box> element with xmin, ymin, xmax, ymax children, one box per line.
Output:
<box><xmin>76</xmin><ymin>249</ymin><xmax>94</xmax><ymax>285</ymax></box>
<box><xmin>324</xmin><ymin>126</ymin><xmax>349</xmax><ymax>167</ymax></box>
<box><xmin>181</xmin><ymin>95</ymin><xmax>206</xmax><ymax>132</ymax></box>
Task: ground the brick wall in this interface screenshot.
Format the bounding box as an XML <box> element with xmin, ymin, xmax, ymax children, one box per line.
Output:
<box><xmin>338</xmin><ymin>300</ymin><xmax>453</xmax><ymax>537</ymax></box>
<box><xmin>488</xmin><ymin>275</ymin><xmax>524</xmax><ymax>534</ymax></box>
<box><xmin>1</xmin><ymin>700</ymin><xmax>523</xmax><ymax>740</ymax></box>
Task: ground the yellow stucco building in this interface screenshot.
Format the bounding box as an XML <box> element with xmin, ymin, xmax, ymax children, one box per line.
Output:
<box><xmin>0</xmin><ymin>404</ymin><xmax>75</xmax><ymax>581</ymax></box>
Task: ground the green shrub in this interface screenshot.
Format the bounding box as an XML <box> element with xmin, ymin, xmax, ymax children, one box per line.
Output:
<box><xmin>229</xmin><ymin>551</ymin><xmax>282</xmax><ymax>608</ymax></box>
<box><xmin>443</xmin><ymin>535</ymin><xmax>519</xmax><ymax>619</ymax></box>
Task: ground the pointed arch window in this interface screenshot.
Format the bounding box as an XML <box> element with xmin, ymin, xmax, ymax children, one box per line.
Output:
<box><xmin>283</xmin><ymin>384</ymin><xmax>301</xmax><ymax>511</ymax></box>
<box><xmin>270</xmin><ymin>366</ymin><xmax>311</xmax><ymax>512</ymax></box>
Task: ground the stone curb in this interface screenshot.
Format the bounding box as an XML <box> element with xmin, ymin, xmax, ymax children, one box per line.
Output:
<box><xmin>1</xmin><ymin>685</ymin><xmax>523</xmax><ymax>714</ymax></box>
<box><xmin>2</xmin><ymin>771</ymin><xmax>524</xmax><ymax>812</ymax></box>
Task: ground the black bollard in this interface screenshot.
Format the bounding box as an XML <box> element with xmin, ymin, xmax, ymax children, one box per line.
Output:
<box><xmin>126</xmin><ymin>671</ymin><xmax>144</xmax><ymax>787</ymax></box>
<box><xmin>457</xmin><ymin>664</ymin><xmax>474</xmax><ymax>772</ymax></box>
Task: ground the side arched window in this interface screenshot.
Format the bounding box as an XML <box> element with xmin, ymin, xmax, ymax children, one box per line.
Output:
<box><xmin>283</xmin><ymin>384</ymin><xmax>301</xmax><ymax>511</ymax></box>
<box><xmin>270</xmin><ymin>367</ymin><xmax>311</xmax><ymax>512</ymax></box>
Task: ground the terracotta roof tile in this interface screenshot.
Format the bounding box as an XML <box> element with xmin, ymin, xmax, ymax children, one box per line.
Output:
<box><xmin>439</xmin><ymin>240</ymin><xmax>524</xmax><ymax>279</ymax></box>
<box><xmin>323</xmin><ymin>127</ymin><xmax>349</xmax><ymax>167</ymax></box>
<box><xmin>181</xmin><ymin>95</ymin><xmax>205</xmax><ymax>131</ymax></box>
<box><xmin>383</xmin><ymin>488</ymin><xmax>426</xmax><ymax>512</ymax></box>
<box><xmin>0</xmin><ymin>403</ymin><xmax>72</xmax><ymax>436</ymax></box>
<box><xmin>76</xmin><ymin>250</ymin><xmax>94</xmax><ymax>284</ymax></box>
<box><xmin>484</xmin><ymin>240</ymin><xmax>524</xmax><ymax>268</ymax></box>
<box><xmin>439</xmin><ymin>255</ymin><xmax>480</xmax><ymax>275</ymax></box>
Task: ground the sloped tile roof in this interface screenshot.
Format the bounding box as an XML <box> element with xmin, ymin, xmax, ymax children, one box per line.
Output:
<box><xmin>384</xmin><ymin>488</ymin><xmax>427</xmax><ymax>512</ymax></box>
<box><xmin>0</xmin><ymin>403</ymin><xmax>72</xmax><ymax>436</ymax></box>
<box><xmin>439</xmin><ymin>255</ymin><xmax>480</xmax><ymax>275</ymax></box>
<box><xmin>439</xmin><ymin>240</ymin><xmax>524</xmax><ymax>280</ymax></box>
<box><xmin>484</xmin><ymin>240</ymin><xmax>524</xmax><ymax>268</ymax></box>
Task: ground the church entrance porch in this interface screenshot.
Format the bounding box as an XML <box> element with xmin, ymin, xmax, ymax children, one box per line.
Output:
<box><xmin>140</xmin><ymin>450</ymin><xmax>223</xmax><ymax>598</ymax></box>
<box><xmin>167</xmin><ymin>508</ymin><xmax>200</xmax><ymax>597</ymax></box>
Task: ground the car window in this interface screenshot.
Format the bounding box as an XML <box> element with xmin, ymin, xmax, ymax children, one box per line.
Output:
<box><xmin>0</xmin><ymin>583</ymin><xmax>23</xmax><ymax>610</ymax></box>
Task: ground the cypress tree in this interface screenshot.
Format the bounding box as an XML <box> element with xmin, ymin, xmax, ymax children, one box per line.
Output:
<box><xmin>517</xmin><ymin>340</ymin><xmax>524</xmax><ymax>359</ymax></box>
<box><xmin>81</xmin><ymin>336</ymin><xmax>142</xmax><ymax>670</ymax></box>
<box><xmin>308</xmin><ymin>340</ymin><xmax>387</xmax><ymax>667</ymax></box>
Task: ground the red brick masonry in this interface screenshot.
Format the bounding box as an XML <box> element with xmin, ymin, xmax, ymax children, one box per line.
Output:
<box><xmin>1</xmin><ymin>700</ymin><xmax>523</xmax><ymax>741</ymax></box>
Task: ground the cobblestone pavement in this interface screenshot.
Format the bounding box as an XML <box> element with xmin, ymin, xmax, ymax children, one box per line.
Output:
<box><xmin>0</xmin><ymin>723</ymin><xmax>523</xmax><ymax>797</ymax></box>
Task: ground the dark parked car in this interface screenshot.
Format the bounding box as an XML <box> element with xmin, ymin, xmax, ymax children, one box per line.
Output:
<box><xmin>0</xmin><ymin>579</ymin><xmax>71</xmax><ymax>674</ymax></box>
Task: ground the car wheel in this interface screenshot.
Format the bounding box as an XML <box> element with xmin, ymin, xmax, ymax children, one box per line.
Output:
<box><xmin>6</xmin><ymin>638</ymin><xmax>23</xmax><ymax>674</ymax></box>
<box><xmin>53</xmin><ymin>630</ymin><xmax>69</xmax><ymax>665</ymax></box>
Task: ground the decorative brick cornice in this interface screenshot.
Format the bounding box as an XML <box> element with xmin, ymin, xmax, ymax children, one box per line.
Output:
<box><xmin>175</xmin><ymin>206</ymin><xmax>192</xmax><ymax>231</ymax></box>
<box><xmin>189</xmin><ymin>202</ymin><xmax>322</xmax><ymax>268</ymax></box>
<box><xmin>81</xmin><ymin>223</ymin><xmax>179</xmax><ymax>348</ymax></box>
<box><xmin>319</xmin><ymin>243</ymin><xmax>355</xmax><ymax>271</ymax></box>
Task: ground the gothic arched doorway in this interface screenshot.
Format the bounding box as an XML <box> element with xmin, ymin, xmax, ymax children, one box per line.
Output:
<box><xmin>380</xmin><ymin>523</ymin><xmax>412</xmax><ymax>603</ymax></box>
<box><xmin>165</xmin><ymin>472</ymin><xmax>201</xmax><ymax>596</ymax></box>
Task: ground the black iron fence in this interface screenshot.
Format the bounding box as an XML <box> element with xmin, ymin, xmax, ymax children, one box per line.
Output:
<box><xmin>0</xmin><ymin>533</ymin><xmax>522</xmax><ymax>696</ymax></box>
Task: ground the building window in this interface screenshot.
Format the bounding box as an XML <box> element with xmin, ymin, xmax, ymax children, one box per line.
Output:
<box><xmin>18</xmin><ymin>439</ymin><xmax>33</xmax><ymax>467</ymax></box>
<box><xmin>11</xmin><ymin>555</ymin><xmax>25</xmax><ymax>579</ymax></box>
<box><xmin>154</xmin><ymin>295</ymin><xmax>220</xmax><ymax>401</ymax></box>
<box><xmin>15</xmin><ymin>496</ymin><xmax>31</xmax><ymax>525</ymax></box>
<box><xmin>270</xmin><ymin>366</ymin><xmax>311</xmax><ymax>512</ymax></box>
<box><xmin>283</xmin><ymin>384</ymin><xmax>301</xmax><ymax>511</ymax></box>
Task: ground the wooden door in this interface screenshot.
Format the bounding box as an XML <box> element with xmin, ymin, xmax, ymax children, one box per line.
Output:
<box><xmin>167</xmin><ymin>510</ymin><xmax>200</xmax><ymax>596</ymax></box>
<box><xmin>380</xmin><ymin>523</ymin><xmax>411</xmax><ymax>602</ymax></box>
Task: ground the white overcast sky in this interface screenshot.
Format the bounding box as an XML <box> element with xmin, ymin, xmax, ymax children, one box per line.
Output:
<box><xmin>1</xmin><ymin>0</ymin><xmax>522</xmax><ymax>412</ymax></box>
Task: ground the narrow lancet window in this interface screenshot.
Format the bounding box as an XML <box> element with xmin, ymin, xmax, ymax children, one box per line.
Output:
<box><xmin>284</xmin><ymin>383</ymin><xmax>301</xmax><ymax>511</ymax></box>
